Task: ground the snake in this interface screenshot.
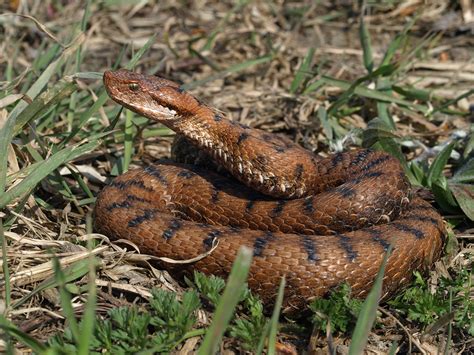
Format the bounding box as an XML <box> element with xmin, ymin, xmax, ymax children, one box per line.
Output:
<box><xmin>94</xmin><ymin>69</ymin><xmax>446</xmax><ymax>312</ymax></box>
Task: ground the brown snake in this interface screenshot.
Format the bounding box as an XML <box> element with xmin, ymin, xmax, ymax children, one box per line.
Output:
<box><xmin>95</xmin><ymin>69</ymin><xmax>446</xmax><ymax>312</ymax></box>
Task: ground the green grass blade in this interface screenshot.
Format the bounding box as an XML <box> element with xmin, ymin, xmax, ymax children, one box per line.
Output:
<box><xmin>322</xmin><ymin>70</ymin><xmax>430</xmax><ymax>116</ymax></box>
<box><xmin>0</xmin><ymin>140</ymin><xmax>99</xmax><ymax>209</ymax></box>
<box><xmin>61</xmin><ymin>34</ymin><xmax>156</xmax><ymax>147</ymax></box>
<box><xmin>449</xmin><ymin>183</ymin><xmax>474</xmax><ymax>220</ymax></box>
<box><xmin>431</xmin><ymin>89</ymin><xmax>474</xmax><ymax>116</ymax></box>
<box><xmin>127</xmin><ymin>34</ymin><xmax>157</xmax><ymax>70</ymax></box>
<box><xmin>267</xmin><ymin>276</ymin><xmax>285</xmax><ymax>355</ymax></box>
<box><xmin>379</xmin><ymin>16</ymin><xmax>416</xmax><ymax>68</ymax></box>
<box><xmin>52</xmin><ymin>257</ymin><xmax>80</xmax><ymax>345</ymax></box>
<box><xmin>427</xmin><ymin>142</ymin><xmax>455</xmax><ymax>186</ymax></box>
<box><xmin>443</xmin><ymin>290</ymin><xmax>453</xmax><ymax>355</ymax></box>
<box><xmin>0</xmin><ymin>219</ymin><xmax>11</xmax><ymax>311</ymax></box>
<box><xmin>0</xmin><ymin>35</ymin><xmax>83</xmax><ymax>193</ymax></box>
<box><xmin>392</xmin><ymin>85</ymin><xmax>431</xmax><ymax>102</ymax></box>
<box><xmin>348</xmin><ymin>245</ymin><xmax>392</xmax><ymax>355</ymax></box>
<box><xmin>78</xmin><ymin>219</ymin><xmax>97</xmax><ymax>355</ymax></box>
<box><xmin>197</xmin><ymin>247</ymin><xmax>253</xmax><ymax>355</ymax></box>
<box><xmin>359</xmin><ymin>12</ymin><xmax>373</xmax><ymax>73</ymax></box>
<box><xmin>290</xmin><ymin>47</ymin><xmax>315</xmax><ymax>94</ymax></box>
<box><xmin>0</xmin><ymin>316</ymin><xmax>48</xmax><ymax>353</ymax></box>
<box><xmin>452</xmin><ymin>158</ymin><xmax>474</xmax><ymax>183</ymax></box>
<box><xmin>14</xmin><ymin>79</ymin><xmax>77</xmax><ymax>135</ymax></box>
<box><xmin>318</xmin><ymin>106</ymin><xmax>333</xmax><ymax>142</ymax></box>
<box><xmin>12</xmin><ymin>258</ymin><xmax>93</xmax><ymax>309</ymax></box>
<box><xmin>388</xmin><ymin>341</ymin><xmax>398</xmax><ymax>355</ymax></box>
<box><xmin>123</xmin><ymin>109</ymin><xmax>134</xmax><ymax>172</ymax></box>
<box><xmin>375</xmin><ymin>77</ymin><xmax>396</xmax><ymax>129</ymax></box>
<box><xmin>255</xmin><ymin>321</ymin><xmax>270</xmax><ymax>355</ymax></box>
<box><xmin>60</xmin><ymin>90</ymin><xmax>110</xmax><ymax>147</ymax></box>
<box><xmin>200</xmin><ymin>0</ymin><xmax>249</xmax><ymax>51</ymax></box>
<box><xmin>182</xmin><ymin>54</ymin><xmax>274</xmax><ymax>90</ymax></box>
<box><xmin>302</xmin><ymin>78</ymin><xmax>326</xmax><ymax>95</ymax></box>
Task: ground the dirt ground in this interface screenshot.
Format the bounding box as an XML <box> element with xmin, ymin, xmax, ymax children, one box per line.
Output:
<box><xmin>1</xmin><ymin>0</ymin><xmax>473</xmax><ymax>353</ymax></box>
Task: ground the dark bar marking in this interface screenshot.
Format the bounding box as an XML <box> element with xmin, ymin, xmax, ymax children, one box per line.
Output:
<box><xmin>331</xmin><ymin>152</ymin><xmax>344</xmax><ymax>167</ymax></box>
<box><xmin>401</xmin><ymin>215</ymin><xmax>444</xmax><ymax>239</ymax></box>
<box><xmin>271</xmin><ymin>200</ymin><xmax>286</xmax><ymax>217</ymax></box>
<box><xmin>197</xmin><ymin>222</ymin><xmax>210</xmax><ymax>229</ymax></box>
<box><xmin>299</xmin><ymin>235</ymin><xmax>318</xmax><ymax>262</ymax></box>
<box><xmin>229</xmin><ymin>226</ymin><xmax>242</xmax><ymax>234</ymax></box>
<box><xmin>128</xmin><ymin>209</ymin><xmax>158</xmax><ymax>228</ymax></box>
<box><xmin>237</xmin><ymin>132</ymin><xmax>249</xmax><ymax>145</ymax></box>
<box><xmin>246</xmin><ymin>199</ymin><xmax>256</xmax><ymax>212</ymax></box>
<box><xmin>126</xmin><ymin>194</ymin><xmax>149</xmax><ymax>203</ymax></box>
<box><xmin>162</xmin><ymin>219</ymin><xmax>183</xmax><ymax>240</ymax></box>
<box><xmin>106</xmin><ymin>194</ymin><xmax>151</xmax><ymax>211</ymax></box>
<box><xmin>253</xmin><ymin>231</ymin><xmax>275</xmax><ymax>257</ymax></box>
<box><xmin>253</xmin><ymin>154</ymin><xmax>267</xmax><ymax>165</ymax></box>
<box><xmin>211</xmin><ymin>187</ymin><xmax>220</xmax><ymax>203</ymax></box>
<box><xmin>336</xmin><ymin>233</ymin><xmax>358</xmax><ymax>261</ymax></box>
<box><xmin>392</xmin><ymin>223</ymin><xmax>424</xmax><ymax>239</ymax></box>
<box><xmin>303</xmin><ymin>196</ymin><xmax>314</xmax><ymax>214</ymax></box>
<box><xmin>110</xmin><ymin>180</ymin><xmax>151</xmax><ymax>191</ymax></box>
<box><xmin>360</xmin><ymin>171</ymin><xmax>383</xmax><ymax>179</ymax></box>
<box><xmin>335</xmin><ymin>184</ymin><xmax>355</xmax><ymax>198</ymax></box>
<box><xmin>203</xmin><ymin>229</ymin><xmax>222</xmax><ymax>249</ymax></box>
<box><xmin>350</xmin><ymin>149</ymin><xmax>372</xmax><ymax>166</ymax></box>
<box><xmin>294</xmin><ymin>164</ymin><xmax>304</xmax><ymax>180</ymax></box>
<box><xmin>362</xmin><ymin>155</ymin><xmax>390</xmax><ymax>172</ymax></box>
<box><xmin>345</xmin><ymin>171</ymin><xmax>383</xmax><ymax>187</ymax></box>
<box><xmin>144</xmin><ymin>165</ymin><xmax>169</xmax><ymax>186</ymax></box>
<box><xmin>364</xmin><ymin>229</ymin><xmax>391</xmax><ymax>251</ymax></box>
<box><xmin>274</xmin><ymin>145</ymin><xmax>286</xmax><ymax>153</ymax></box>
<box><xmin>106</xmin><ymin>200</ymin><xmax>131</xmax><ymax>211</ymax></box>
<box><xmin>177</xmin><ymin>170</ymin><xmax>196</xmax><ymax>179</ymax></box>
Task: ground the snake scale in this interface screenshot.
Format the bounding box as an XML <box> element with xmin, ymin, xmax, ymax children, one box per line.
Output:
<box><xmin>95</xmin><ymin>69</ymin><xmax>445</xmax><ymax>312</ymax></box>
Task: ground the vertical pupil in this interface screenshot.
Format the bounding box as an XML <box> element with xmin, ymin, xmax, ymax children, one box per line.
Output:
<box><xmin>129</xmin><ymin>83</ymin><xmax>139</xmax><ymax>91</ymax></box>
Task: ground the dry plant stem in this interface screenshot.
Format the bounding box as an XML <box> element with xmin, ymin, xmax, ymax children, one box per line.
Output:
<box><xmin>378</xmin><ymin>306</ymin><xmax>428</xmax><ymax>355</ymax></box>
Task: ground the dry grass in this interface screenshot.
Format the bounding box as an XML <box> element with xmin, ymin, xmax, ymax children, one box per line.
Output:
<box><xmin>1</xmin><ymin>0</ymin><xmax>473</xmax><ymax>353</ymax></box>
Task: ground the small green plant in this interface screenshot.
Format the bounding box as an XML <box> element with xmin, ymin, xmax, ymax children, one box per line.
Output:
<box><xmin>228</xmin><ymin>293</ymin><xmax>267</xmax><ymax>351</ymax></box>
<box><xmin>191</xmin><ymin>271</ymin><xmax>227</xmax><ymax>306</ymax></box>
<box><xmin>389</xmin><ymin>272</ymin><xmax>448</xmax><ymax>325</ymax></box>
<box><xmin>389</xmin><ymin>269</ymin><xmax>474</xmax><ymax>336</ymax></box>
<box><xmin>309</xmin><ymin>283</ymin><xmax>364</xmax><ymax>333</ymax></box>
<box><xmin>48</xmin><ymin>288</ymin><xmax>201</xmax><ymax>353</ymax></box>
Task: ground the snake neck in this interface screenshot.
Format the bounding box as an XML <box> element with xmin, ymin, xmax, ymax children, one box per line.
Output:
<box><xmin>168</xmin><ymin>107</ymin><xmax>254</xmax><ymax>176</ymax></box>
<box><xmin>165</xmin><ymin>105</ymin><xmax>320</xmax><ymax>199</ymax></box>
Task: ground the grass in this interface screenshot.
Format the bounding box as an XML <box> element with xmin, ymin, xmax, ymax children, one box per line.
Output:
<box><xmin>1</xmin><ymin>1</ymin><xmax>473</xmax><ymax>353</ymax></box>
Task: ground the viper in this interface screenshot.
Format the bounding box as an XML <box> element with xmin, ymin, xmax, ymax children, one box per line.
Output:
<box><xmin>94</xmin><ymin>69</ymin><xmax>445</xmax><ymax>312</ymax></box>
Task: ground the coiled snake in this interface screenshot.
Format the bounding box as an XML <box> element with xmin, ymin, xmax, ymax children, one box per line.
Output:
<box><xmin>95</xmin><ymin>69</ymin><xmax>445</xmax><ymax>312</ymax></box>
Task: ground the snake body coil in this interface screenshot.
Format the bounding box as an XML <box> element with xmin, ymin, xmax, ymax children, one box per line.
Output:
<box><xmin>95</xmin><ymin>69</ymin><xmax>445</xmax><ymax>311</ymax></box>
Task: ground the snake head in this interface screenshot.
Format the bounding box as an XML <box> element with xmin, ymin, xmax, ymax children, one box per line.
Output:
<box><xmin>103</xmin><ymin>69</ymin><xmax>200</xmax><ymax>122</ymax></box>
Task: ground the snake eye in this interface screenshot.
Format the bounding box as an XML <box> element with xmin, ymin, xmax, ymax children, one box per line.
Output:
<box><xmin>128</xmin><ymin>83</ymin><xmax>139</xmax><ymax>91</ymax></box>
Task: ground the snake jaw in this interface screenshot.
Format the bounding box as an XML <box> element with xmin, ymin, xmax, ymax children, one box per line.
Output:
<box><xmin>103</xmin><ymin>70</ymin><xmax>181</xmax><ymax>122</ymax></box>
<box><xmin>103</xmin><ymin>69</ymin><xmax>203</xmax><ymax>125</ymax></box>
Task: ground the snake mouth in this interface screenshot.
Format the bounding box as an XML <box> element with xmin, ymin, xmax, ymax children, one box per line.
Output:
<box><xmin>103</xmin><ymin>70</ymin><xmax>179</xmax><ymax>121</ymax></box>
<box><xmin>121</xmin><ymin>100</ymin><xmax>178</xmax><ymax>122</ymax></box>
<box><xmin>149</xmin><ymin>104</ymin><xmax>178</xmax><ymax>119</ymax></box>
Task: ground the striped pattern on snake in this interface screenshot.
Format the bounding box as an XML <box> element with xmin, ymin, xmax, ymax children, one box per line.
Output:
<box><xmin>94</xmin><ymin>69</ymin><xmax>445</xmax><ymax>312</ymax></box>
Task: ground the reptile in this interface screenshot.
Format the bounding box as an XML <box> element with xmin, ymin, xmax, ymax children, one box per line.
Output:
<box><xmin>94</xmin><ymin>69</ymin><xmax>445</xmax><ymax>312</ymax></box>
